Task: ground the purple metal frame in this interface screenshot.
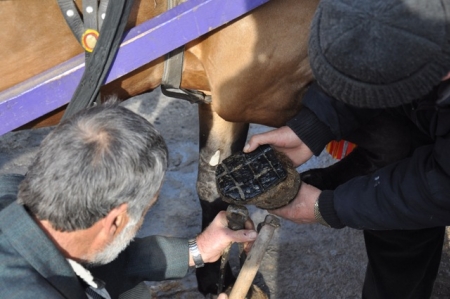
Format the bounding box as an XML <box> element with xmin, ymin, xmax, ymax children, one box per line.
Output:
<box><xmin>0</xmin><ymin>0</ymin><xmax>269</xmax><ymax>136</ymax></box>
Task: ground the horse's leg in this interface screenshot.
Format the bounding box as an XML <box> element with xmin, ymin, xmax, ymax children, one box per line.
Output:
<box><xmin>195</xmin><ymin>102</ymin><xmax>249</xmax><ymax>296</ymax></box>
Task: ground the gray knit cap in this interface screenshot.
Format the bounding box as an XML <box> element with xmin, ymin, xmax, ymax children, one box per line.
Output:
<box><xmin>309</xmin><ymin>0</ymin><xmax>450</xmax><ymax>108</ymax></box>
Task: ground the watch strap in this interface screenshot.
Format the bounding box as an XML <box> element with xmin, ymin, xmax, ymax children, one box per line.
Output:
<box><xmin>188</xmin><ymin>238</ymin><xmax>205</xmax><ymax>268</ymax></box>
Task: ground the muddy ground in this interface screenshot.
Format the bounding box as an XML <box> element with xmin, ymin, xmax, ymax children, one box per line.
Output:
<box><xmin>1</xmin><ymin>89</ymin><xmax>449</xmax><ymax>298</ymax></box>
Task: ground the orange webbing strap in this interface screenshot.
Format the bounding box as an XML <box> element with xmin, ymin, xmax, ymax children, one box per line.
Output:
<box><xmin>326</xmin><ymin>140</ymin><xmax>356</xmax><ymax>160</ymax></box>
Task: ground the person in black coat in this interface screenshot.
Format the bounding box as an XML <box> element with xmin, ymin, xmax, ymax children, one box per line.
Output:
<box><xmin>244</xmin><ymin>0</ymin><xmax>450</xmax><ymax>298</ymax></box>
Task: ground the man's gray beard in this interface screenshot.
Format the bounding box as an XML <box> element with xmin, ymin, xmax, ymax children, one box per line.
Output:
<box><xmin>88</xmin><ymin>217</ymin><xmax>139</xmax><ymax>266</ymax></box>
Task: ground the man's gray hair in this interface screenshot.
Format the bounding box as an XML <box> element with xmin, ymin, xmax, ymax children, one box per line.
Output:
<box><xmin>18</xmin><ymin>102</ymin><xmax>168</xmax><ymax>232</ymax></box>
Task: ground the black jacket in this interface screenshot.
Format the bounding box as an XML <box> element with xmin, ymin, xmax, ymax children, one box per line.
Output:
<box><xmin>287</xmin><ymin>81</ymin><xmax>450</xmax><ymax>230</ymax></box>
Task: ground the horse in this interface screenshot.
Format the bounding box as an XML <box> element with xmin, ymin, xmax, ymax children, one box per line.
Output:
<box><xmin>1</xmin><ymin>0</ymin><xmax>413</xmax><ymax>296</ymax></box>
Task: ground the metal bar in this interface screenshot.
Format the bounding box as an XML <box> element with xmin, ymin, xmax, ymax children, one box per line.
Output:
<box><xmin>0</xmin><ymin>0</ymin><xmax>269</xmax><ymax>136</ymax></box>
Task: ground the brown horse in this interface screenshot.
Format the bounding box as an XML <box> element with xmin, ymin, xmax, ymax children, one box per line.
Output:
<box><xmin>1</xmin><ymin>0</ymin><xmax>320</xmax><ymax>295</ymax></box>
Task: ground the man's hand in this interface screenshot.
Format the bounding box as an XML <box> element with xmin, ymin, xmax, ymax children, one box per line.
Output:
<box><xmin>243</xmin><ymin>126</ymin><xmax>313</xmax><ymax>167</ymax></box>
<box><xmin>191</xmin><ymin>211</ymin><xmax>257</xmax><ymax>266</ymax></box>
<box><xmin>269</xmin><ymin>183</ymin><xmax>321</xmax><ymax>224</ymax></box>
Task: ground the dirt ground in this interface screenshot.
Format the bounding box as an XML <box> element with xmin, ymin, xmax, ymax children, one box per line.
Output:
<box><xmin>1</xmin><ymin>88</ymin><xmax>450</xmax><ymax>298</ymax></box>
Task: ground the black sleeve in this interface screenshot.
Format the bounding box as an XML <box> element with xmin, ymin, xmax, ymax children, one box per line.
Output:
<box><xmin>286</xmin><ymin>107</ymin><xmax>334</xmax><ymax>155</ymax></box>
<box><xmin>319</xmin><ymin>105</ymin><xmax>450</xmax><ymax>230</ymax></box>
<box><xmin>317</xmin><ymin>82</ymin><xmax>450</xmax><ymax>230</ymax></box>
<box><xmin>287</xmin><ymin>82</ymin><xmax>381</xmax><ymax>155</ymax></box>
<box><xmin>334</xmin><ymin>147</ymin><xmax>450</xmax><ymax>229</ymax></box>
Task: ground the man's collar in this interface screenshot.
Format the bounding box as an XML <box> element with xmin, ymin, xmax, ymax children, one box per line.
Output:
<box><xmin>66</xmin><ymin>259</ymin><xmax>99</xmax><ymax>288</ymax></box>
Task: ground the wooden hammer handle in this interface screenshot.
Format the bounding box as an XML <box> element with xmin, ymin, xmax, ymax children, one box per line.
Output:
<box><xmin>228</xmin><ymin>214</ymin><xmax>280</xmax><ymax>299</ymax></box>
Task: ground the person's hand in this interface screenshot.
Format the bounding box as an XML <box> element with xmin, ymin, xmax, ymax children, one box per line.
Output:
<box><xmin>192</xmin><ymin>211</ymin><xmax>257</xmax><ymax>266</ymax></box>
<box><xmin>218</xmin><ymin>293</ymin><xmax>228</xmax><ymax>299</ymax></box>
<box><xmin>269</xmin><ymin>182</ymin><xmax>321</xmax><ymax>224</ymax></box>
<box><xmin>243</xmin><ymin>126</ymin><xmax>313</xmax><ymax>167</ymax></box>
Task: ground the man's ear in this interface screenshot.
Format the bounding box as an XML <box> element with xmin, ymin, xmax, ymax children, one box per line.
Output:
<box><xmin>102</xmin><ymin>203</ymin><xmax>129</xmax><ymax>237</ymax></box>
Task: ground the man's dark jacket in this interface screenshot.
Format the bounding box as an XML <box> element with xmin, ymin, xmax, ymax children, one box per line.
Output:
<box><xmin>0</xmin><ymin>174</ymin><xmax>189</xmax><ymax>298</ymax></box>
<box><xmin>287</xmin><ymin>81</ymin><xmax>450</xmax><ymax>230</ymax></box>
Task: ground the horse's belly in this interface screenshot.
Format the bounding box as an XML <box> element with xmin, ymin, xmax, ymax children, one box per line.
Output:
<box><xmin>188</xmin><ymin>0</ymin><xmax>319</xmax><ymax>127</ymax></box>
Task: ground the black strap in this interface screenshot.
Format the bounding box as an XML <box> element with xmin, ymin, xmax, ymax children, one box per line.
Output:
<box><xmin>162</xmin><ymin>45</ymin><xmax>184</xmax><ymax>93</ymax></box>
<box><xmin>82</xmin><ymin>0</ymin><xmax>99</xmax><ymax>30</ymax></box>
<box><xmin>61</xmin><ymin>0</ymin><xmax>134</xmax><ymax>120</ymax></box>
<box><xmin>160</xmin><ymin>0</ymin><xmax>211</xmax><ymax>104</ymax></box>
<box><xmin>57</xmin><ymin>0</ymin><xmax>85</xmax><ymax>41</ymax></box>
<box><xmin>161</xmin><ymin>46</ymin><xmax>212</xmax><ymax>104</ymax></box>
<box><xmin>82</xmin><ymin>0</ymin><xmax>99</xmax><ymax>61</ymax></box>
<box><xmin>98</xmin><ymin>0</ymin><xmax>109</xmax><ymax>29</ymax></box>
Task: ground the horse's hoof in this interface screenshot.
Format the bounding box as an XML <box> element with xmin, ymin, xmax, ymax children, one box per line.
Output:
<box><xmin>216</xmin><ymin>144</ymin><xmax>301</xmax><ymax>209</ymax></box>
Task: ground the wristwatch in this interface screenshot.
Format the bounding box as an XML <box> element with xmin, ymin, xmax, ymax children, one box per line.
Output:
<box><xmin>314</xmin><ymin>199</ymin><xmax>330</xmax><ymax>227</ymax></box>
<box><xmin>188</xmin><ymin>238</ymin><xmax>205</xmax><ymax>268</ymax></box>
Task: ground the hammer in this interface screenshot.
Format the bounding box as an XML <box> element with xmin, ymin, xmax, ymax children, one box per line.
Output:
<box><xmin>218</xmin><ymin>204</ymin><xmax>249</xmax><ymax>294</ymax></box>
<box><xmin>228</xmin><ymin>214</ymin><xmax>280</xmax><ymax>299</ymax></box>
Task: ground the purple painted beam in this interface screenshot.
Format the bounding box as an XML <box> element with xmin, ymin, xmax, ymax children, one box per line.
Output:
<box><xmin>0</xmin><ymin>0</ymin><xmax>269</xmax><ymax>136</ymax></box>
